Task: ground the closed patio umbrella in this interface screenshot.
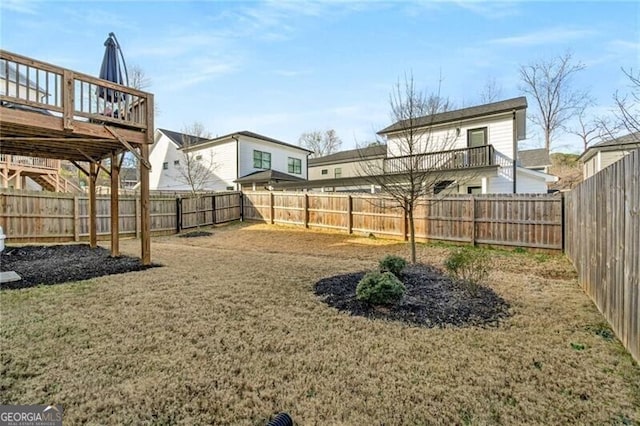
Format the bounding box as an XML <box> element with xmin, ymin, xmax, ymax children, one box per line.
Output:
<box><xmin>98</xmin><ymin>32</ymin><xmax>128</xmax><ymax>103</ymax></box>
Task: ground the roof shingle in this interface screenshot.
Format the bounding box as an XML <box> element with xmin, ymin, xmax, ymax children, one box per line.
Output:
<box><xmin>308</xmin><ymin>144</ymin><xmax>387</xmax><ymax>166</ymax></box>
<box><xmin>378</xmin><ymin>96</ymin><xmax>527</xmax><ymax>135</ymax></box>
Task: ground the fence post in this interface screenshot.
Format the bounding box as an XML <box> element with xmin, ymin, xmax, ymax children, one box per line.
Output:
<box><xmin>212</xmin><ymin>194</ymin><xmax>217</xmax><ymax>225</ymax></box>
<box><xmin>73</xmin><ymin>195</ymin><xmax>79</xmax><ymax>242</ymax></box>
<box><xmin>135</xmin><ymin>196</ymin><xmax>141</xmax><ymax>239</ymax></box>
<box><xmin>347</xmin><ymin>195</ymin><xmax>353</xmax><ymax>234</ymax></box>
<box><xmin>470</xmin><ymin>195</ymin><xmax>476</xmax><ymax>246</ymax></box>
<box><xmin>270</xmin><ymin>192</ymin><xmax>275</xmax><ymax>225</ymax></box>
<box><xmin>239</xmin><ymin>192</ymin><xmax>244</xmax><ymax>222</ymax></box>
<box><xmin>176</xmin><ymin>197</ymin><xmax>182</xmax><ymax>233</ymax></box>
<box><xmin>304</xmin><ymin>193</ymin><xmax>309</xmax><ymax>228</ymax></box>
<box><xmin>560</xmin><ymin>193</ymin><xmax>565</xmax><ymax>252</ymax></box>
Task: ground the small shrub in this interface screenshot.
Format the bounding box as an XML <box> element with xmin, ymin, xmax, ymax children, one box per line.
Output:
<box><xmin>444</xmin><ymin>247</ymin><xmax>490</xmax><ymax>286</ymax></box>
<box><xmin>356</xmin><ymin>271</ymin><xmax>405</xmax><ymax>305</ymax></box>
<box><xmin>379</xmin><ymin>255</ymin><xmax>407</xmax><ymax>277</ymax></box>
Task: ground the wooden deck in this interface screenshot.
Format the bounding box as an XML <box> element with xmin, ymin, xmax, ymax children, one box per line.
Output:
<box><xmin>0</xmin><ymin>50</ymin><xmax>151</xmax><ymax>160</ymax></box>
<box><xmin>0</xmin><ymin>49</ymin><xmax>154</xmax><ymax>264</ymax></box>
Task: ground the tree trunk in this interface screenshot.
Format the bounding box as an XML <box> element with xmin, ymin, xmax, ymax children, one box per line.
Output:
<box><xmin>408</xmin><ymin>206</ymin><xmax>416</xmax><ymax>264</ymax></box>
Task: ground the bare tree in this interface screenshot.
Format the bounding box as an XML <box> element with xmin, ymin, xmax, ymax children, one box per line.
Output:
<box><xmin>612</xmin><ymin>68</ymin><xmax>640</xmax><ymax>139</ymax></box>
<box><xmin>568</xmin><ymin>106</ymin><xmax>605</xmax><ymax>152</ymax></box>
<box><xmin>174</xmin><ymin>122</ymin><xmax>217</xmax><ymax>194</ymax></box>
<box><xmin>519</xmin><ymin>51</ymin><xmax>589</xmax><ymax>153</ymax></box>
<box><xmin>359</xmin><ymin>74</ymin><xmax>467</xmax><ymax>263</ymax></box>
<box><xmin>299</xmin><ymin>129</ymin><xmax>342</xmax><ymax>158</ymax></box>
<box><xmin>479</xmin><ymin>77</ymin><xmax>503</xmax><ymax>104</ymax></box>
<box><xmin>128</xmin><ymin>65</ymin><xmax>151</xmax><ymax>90</ymax></box>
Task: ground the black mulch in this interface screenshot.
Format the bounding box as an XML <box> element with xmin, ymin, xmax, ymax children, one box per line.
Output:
<box><xmin>1</xmin><ymin>244</ymin><xmax>160</xmax><ymax>290</ymax></box>
<box><xmin>314</xmin><ymin>264</ymin><xmax>511</xmax><ymax>328</ymax></box>
<box><xmin>178</xmin><ymin>231</ymin><xmax>213</xmax><ymax>238</ymax></box>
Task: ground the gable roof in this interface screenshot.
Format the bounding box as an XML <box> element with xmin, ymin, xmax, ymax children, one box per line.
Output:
<box><xmin>157</xmin><ymin>128</ymin><xmax>209</xmax><ymax>148</ymax></box>
<box><xmin>157</xmin><ymin>128</ymin><xmax>311</xmax><ymax>153</ymax></box>
<box><xmin>309</xmin><ymin>144</ymin><xmax>387</xmax><ymax>166</ymax></box>
<box><xmin>378</xmin><ymin>96</ymin><xmax>527</xmax><ymax>135</ymax></box>
<box><xmin>518</xmin><ymin>148</ymin><xmax>551</xmax><ymax>168</ymax></box>
<box><xmin>579</xmin><ymin>132</ymin><xmax>640</xmax><ymax>161</ymax></box>
<box><xmin>234</xmin><ymin>169</ymin><xmax>306</xmax><ymax>184</ymax></box>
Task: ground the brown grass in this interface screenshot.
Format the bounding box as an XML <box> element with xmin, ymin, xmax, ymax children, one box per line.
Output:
<box><xmin>1</xmin><ymin>222</ymin><xmax>638</xmax><ymax>425</ymax></box>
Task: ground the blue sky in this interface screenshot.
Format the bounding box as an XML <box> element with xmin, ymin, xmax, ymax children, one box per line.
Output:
<box><xmin>1</xmin><ymin>1</ymin><xmax>638</xmax><ymax>153</ymax></box>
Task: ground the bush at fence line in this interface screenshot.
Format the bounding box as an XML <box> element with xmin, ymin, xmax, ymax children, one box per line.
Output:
<box><xmin>379</xmin><ymin>254</ymin><xmax>407</xmax><ymax>277</ymax></box>
<box><xmin>444</xmin><ymin>247</ymin><xmax>490</xmax><ymax>288</ymax></box>
<box><xmin>356</xmin><ymin>271</ymin><xmax>406</xmax><ymax>305</ymax></box>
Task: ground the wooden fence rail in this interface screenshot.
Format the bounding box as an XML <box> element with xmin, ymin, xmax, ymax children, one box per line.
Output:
<box><xmin>242</xmin><ymin>192</ymin><xmax>564</xmax><ymax>250</ymax></box>
<box><xmin>565</xmin><ymin>149</ymin><xmax>639</xmax><ymax>362</ymax></box>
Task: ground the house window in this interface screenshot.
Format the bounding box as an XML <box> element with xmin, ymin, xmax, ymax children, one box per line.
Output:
<box><xmin>467</xmin><ymin>127</ymin><xmax>487</xmax><ymax>148</ymax></box>
<box><xmin>321</xmin><ymin>169</ymin><xmax>328</xmax><ymax>175</ymax></box>
<box><xmin>334</xmin><ymin>168</ymin><xmax>342</xmax><ymax>178</ymax></box>
<box><xmin>434</xmin><ymin>180</ymin><xmax>455</xmax><ymax>194</ymax></box>
<box><xmin>288</xmin><ymin>157</ymin><xmax>302</xmax><ymax>174</ymax></box>
<box><xmin>226</xmin><ymin>186</ymin><xmax>235</xmax><ymax>191</ymax></box>
<box><xmin>173</xmin><ymin>160</ymin><xmax>180</xmax><ymax>166</ymax></box>
<box><xmin>162</xmin><ymin>162</ymin><xmax>168</xmax><ymax>170</ymax></box>
<box><xmin>253</xmin><ymin>150</ymin><xmax>271</xmax><ymax>169</ymax></box>
<box><xmin>195</xmin><ymin>154</ymin><xmax>203</xmax><ymax>161</ymax></box>
<box><xmin>467</xmin><ymin>186</ymin><xmax>482</xmax><ymax>194</ymax></box>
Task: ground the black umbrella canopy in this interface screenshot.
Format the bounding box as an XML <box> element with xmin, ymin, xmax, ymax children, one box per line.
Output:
<box><xmin>98</xmin><ymin>33</ymin><xmax>128</xmax><ymax>102</ymax></box>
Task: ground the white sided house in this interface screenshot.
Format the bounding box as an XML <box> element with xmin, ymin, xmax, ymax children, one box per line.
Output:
<box><xmin>378</xmin><ymin>96</ymin><xmax>557</xmax><ymax>194</ymax></box>
<box><xmin>149</xmin><ymin>129</ymin><xmax>311</xmax><ymax>192</ymax></box>
<box><xmin>296</xmin><ymin>97</ymin><xmax>556</xmax><ymax>194</ymax></box>
<box><xmin>579</xmin><ymin>132</ymin><xmax>640</xmax><ymax>179</ymax></box>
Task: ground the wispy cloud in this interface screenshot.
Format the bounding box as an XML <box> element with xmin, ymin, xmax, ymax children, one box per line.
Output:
<box><xmin>488</xmin><ymin>27</ymin><xmax>597</xmax><ymax>46</ymax></box>
<box><xmin>273</xmin><ymin>69</ymin><xmax>311</xmax><ymax>78</ymax></box>
<box><xmin>0</xmin><ymin>0</ymin><xmax>38</xmax><ymax>14</ymax></box>
<box><xmin>452</xmin><ymin>1</ymin><xmax>521</xmax><ymax>19</ymax></box>
<box><xmin>162</xmin><ymin>57</ymin><xmax>240</xmax><ymax>90</ymax></box>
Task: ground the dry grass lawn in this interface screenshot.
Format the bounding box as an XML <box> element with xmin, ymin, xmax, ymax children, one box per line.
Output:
<box><xmin>1</xmin><ymin>222</ymin><xmax>638</xmax><ymax>425</ymax></box>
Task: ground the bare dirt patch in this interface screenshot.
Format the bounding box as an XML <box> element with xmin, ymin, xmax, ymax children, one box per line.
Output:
<box><xmin>178</xmin><ymin>230</ymin><xmax>213</xmax><ymax>238</ymax></box>
<box><xmin>315</xmin><ymin>264</ymin><xmax>510</xmax><ymax>328</ymax></box>
<box><xmin>0</xmin><ymin>244</ymin><xmax>159</xmax><ymax>290</ymax></box>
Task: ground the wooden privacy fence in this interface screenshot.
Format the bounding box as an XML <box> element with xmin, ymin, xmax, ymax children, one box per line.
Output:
<box><xmin>0</xmin><ymin>191</ymin><xmax>177</xmax><ymax>242</ymax></box>
<box><xmin>178</xmin><ymin>192</ymin><xmax>242</xmax><ymax>230</ymax></box>
<box><xmin>565</xmin><ymin>149</ymin><xmax>639</xmax><ymax>362</ymax></box>
<box><xmin>242</xmin><ymin>192</ymin><xmax>563</xmax><ymax>250</ymax></box>
<box><xmin>0</xmin><ymin>191</ymin><xmax>243</xmax><ymax>242</ymax></box>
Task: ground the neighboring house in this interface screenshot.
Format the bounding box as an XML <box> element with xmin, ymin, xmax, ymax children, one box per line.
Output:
<box><xmin>0</xmin><ymin>62</ymin><xmax>48</xmax><ymax>103</ymax></box>
<box><xmin>149</xmin><ymin>129</ymin><xmax>311</xmax><ymax>192</ymax></box>
<box><xmin>579</xmin><ymin>132</ymin><xmax>640</xmax><ymax>179</ymax></box>
<box><xmin>307</xmin><ymin>144</ymin><xmax>386</xmax><ymax>192</ymax></box>
<box><xmin>289</xmin><ymin>97</ymin><xmax>556</xmax><ymax>194</ymax></box>
<box><xmin>518</xmin><ymin>148</ymin><xmax>552</xmax><ymax>173</ymax></box>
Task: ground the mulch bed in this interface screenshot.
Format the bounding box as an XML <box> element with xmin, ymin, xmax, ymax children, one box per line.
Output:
<box><xmin>0</xmin><ymin>244</ymin><xmax>160</xmax><ymax>290</ymax></box>
<box><xmin>314</xmin><ymin>264</ymin><xmax>511</xmax><ymax>328</ymax></box>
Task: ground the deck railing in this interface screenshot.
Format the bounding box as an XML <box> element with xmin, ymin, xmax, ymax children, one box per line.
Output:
<box><xmin>0</xmin><ymin>154</ymin><xmax>59</xmax><ymax>170</ymax></box>
<box><xmin>383</xmin><ymin>145</ymin><xmax>496</xmax><ymax>174</ymax></box>
<box><xmin>0</xmin><ymin>49</ymin><xmax>150</xmax><ymax>130</ymax></box>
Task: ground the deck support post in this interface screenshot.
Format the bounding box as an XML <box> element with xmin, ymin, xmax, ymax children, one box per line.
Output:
<box><xmin>140</xmin><ymin>93</ymin><xmax>153</xmax><ymax>266</ymax></box>
<box><xmin>110</xmin><ymin>151</ymin><xmax>120</xmax><ymax>257</ymax></box>
<box><xmin>89</xmin><ymin>161</ymin><xmax>98</xmax><ymax>248</ymax></box>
